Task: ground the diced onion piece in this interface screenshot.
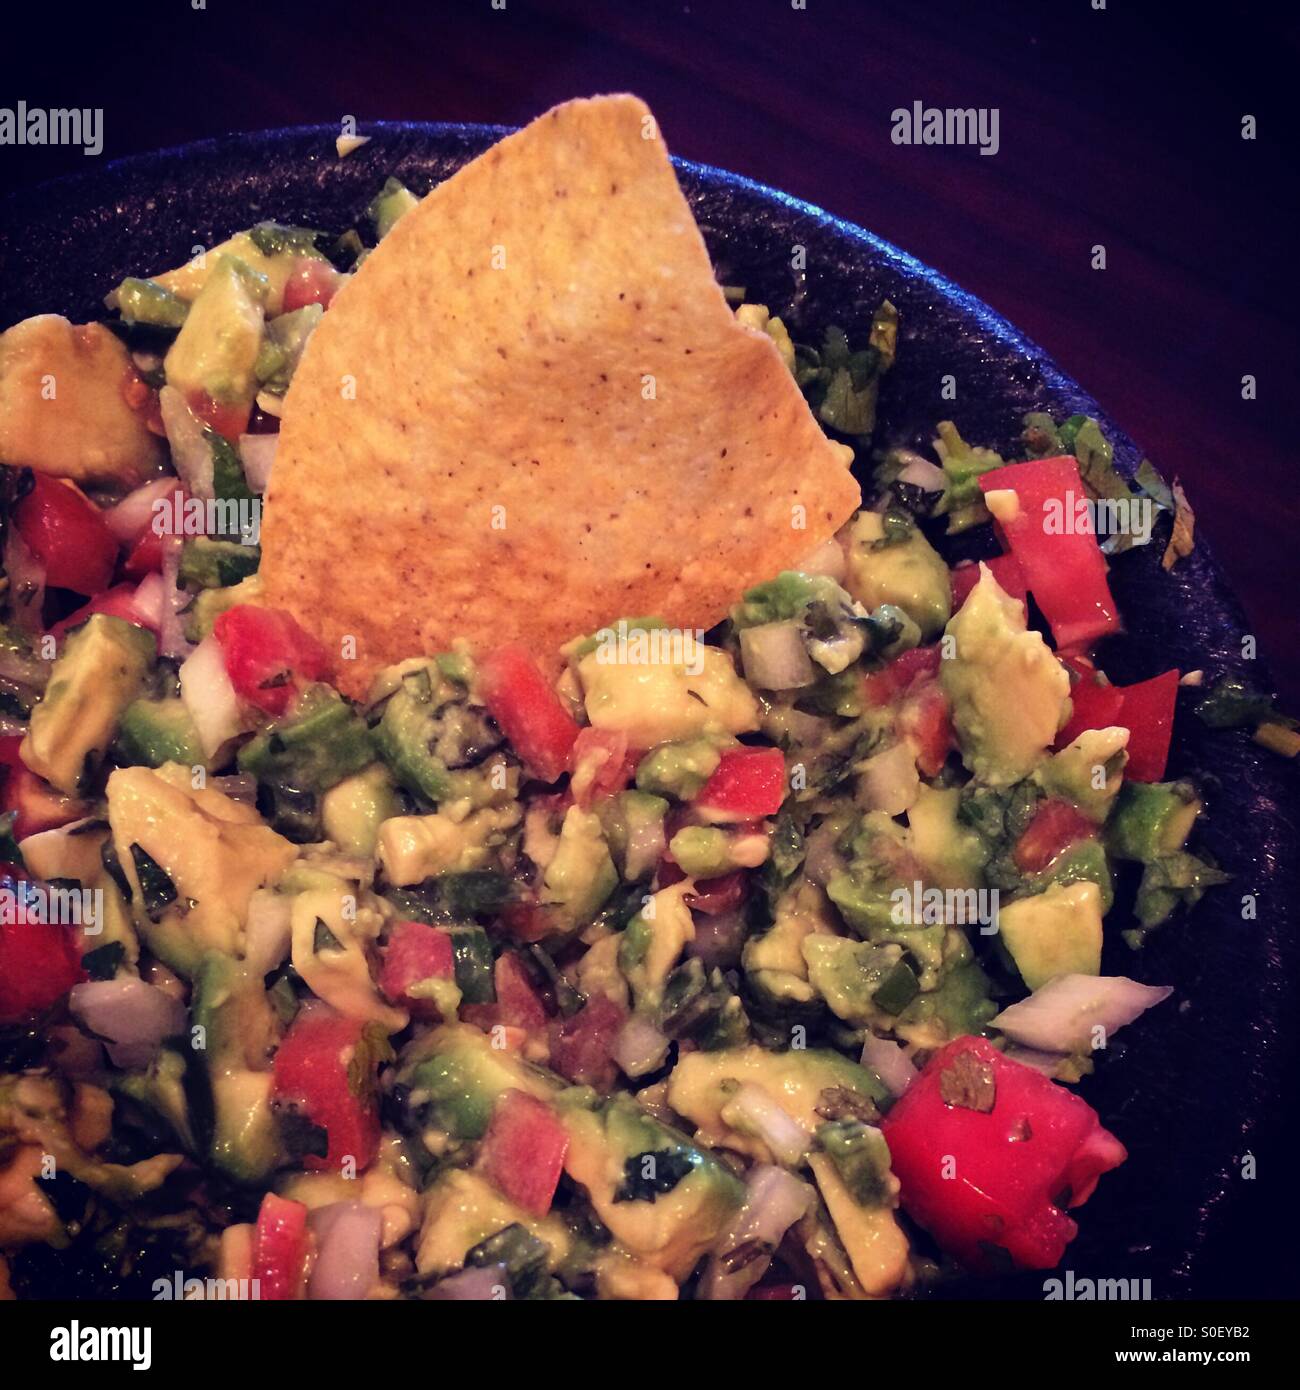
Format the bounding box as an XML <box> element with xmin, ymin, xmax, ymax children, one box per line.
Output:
<box><xmin>307</xmin><ymin>1202</ymin><xmax>382</xmax><ymax>1301</ymax></box>
<box><xmin>179</xmin><ymin>634</ymin><xmax>247</xmax><ymax>758</ymax></box>
<box><xmin>238</xmin><ymin>432</ymin><xmax>278</xmax><ymax>494</ymax></box>
<box><xmin>701</xmin><ymin>1164</ymin><xmax>814</xmax><ymax>1300</ymax></box>
<box><xmin>130</xmin><ymin>572</ymin><xmax>166</xmax><ymax>630</ymax></box>
<box><xmin>69</xmin><ymin>978</ymin><xmax>186</xmax><ymax>1070</ymax></box>
<box><xmin>244</xmin><ymin>889</ymin><xmax>293</xmax><ymax>976</ymax></box>
<box><xmin>992</xmin><ymin>974</ymin><xmax>1173</xmax><ymax>1054</ymax></box>
<box><xmin>428</xmin><ymin>1264</ymin><xmax>509</xmax><ymax>1301</ymax></box>
<box><xmin>612</xmin><ymin>1013</ymin><xmax>670</xmax><ymax>1078</ymax></box>
<box><xmin>795</xmin><ymin>536</ymin><xmax>847</xmax><ymax>582</ymax></box>
<box><xmin>159</xmin><ymin>385</ymin><xmax>214</xmax><ymax>500</ymax></box>
<box><xmin>103</xmin><ymin>476</ymin><xmax>181</xmax><ymax>544</ymax></box>
<box><xmin>856</xmin><ymin>740</ymin><xmax>921</xmax><ymax>816</ymax></box>
<box><xmin>725</xmin><ymin>1083</ymin><xmax>810</xmax><ymax>1166</ymax></box>
<box><xmin>158</xmin><ymin>532</ymin><xmax>195</xmax><ymax>661</ymax></box>
<box><xmin>739</xmin><ymin>621</ymin><xmax>815</xmax><ymax>691</ymax></box>
<box><xmin>894</xmin><ymin>450</ymin><xmax>948</xmax><ymax>492</ymax></box>
<box><xmin>860</xmin><ymin>1033</ymin><xmax>919</xmax><ymax>1098</ymax></box>
<box><xmin>623</xmin><ymin>813</ymin><xmax>666</xmax><ymax>882</ymax></box>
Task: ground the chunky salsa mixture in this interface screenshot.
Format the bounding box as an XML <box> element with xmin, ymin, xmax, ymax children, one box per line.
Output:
<box><xmin>0</xmin><ymin>174</ymin><xmax>1246</xmax><ymax>1302</ymax></box>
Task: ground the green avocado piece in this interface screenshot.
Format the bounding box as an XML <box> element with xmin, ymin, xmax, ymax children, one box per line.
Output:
<box><xmin>113</xmin><ymin>1047</ymin><xmax>196</xmax><ymax>1152</ymax></box>
<box><xmin>320</xmin><ymin>762</ymin><xmax>399</xmax><ymax>856</ymax></box>
<box><xmin>190</xmin><ymin>953</ymin><xmax>282</xmax><ymax>1183</ymax></box>
<box><xmin>1107</xmin><ymin>780</ymin><xmax>1202</xmax><ymax>863</ymax></box>
<box><xmin>115</xmin><ymin>277</ymin><xmax>190</xmax><ymax>329</ymax></box>
<box><xmin>179</xmin><ymin>537</ymin><xmax>261</xmax><ymax>590</ymax></box>
<box><xmin>635</xmin><ymin>739</ymin><xmax>721</xmax><ymax>800</ymax></box>
<box><xmin>802</xmin><ymin>935</ymin><xmax>911</xmax><ymax>1027</ymax></box>
<box><xmin>238</xmin><ymin>684</ymin><xmax>374</xmax><ymax>794</ymax></box>
<box><xmin>596</xmin><ymin>790</ymin><xmax>667</xmax><ymax>881</ymax></box>
<box><xmin>367</xmin><ymin>176</ymin><xmax>420</xmax><ymax>239</ymax></box>
<box><xmin>118</xmin><ymin>697</ymin><xmax>206</xmax><ymax>769</ymax></box>
<box><xmin>1022</xmin><ymin>837</ymin><xmax>1114</xmax><ymax>913</ymax></box>
<box><xmin>542</xmin><ymin>808</ymin><xmax>617</xmax><ymax>927</ymax></box>
<box><xmin>163</xmin><ymin>254</ymin><xmax>267</xmax><ymax>405</ymax></box>
<box><xmin>23</xmin><ymin>614</ymin><xmax>155</xmax><ymax>795</ymax></box>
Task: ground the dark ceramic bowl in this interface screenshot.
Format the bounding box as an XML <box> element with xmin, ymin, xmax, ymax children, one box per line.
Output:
<box><xmin>2</xmin><ymin>123</ymin><xmax>1296</xmax><ymax>1300</ymax></box>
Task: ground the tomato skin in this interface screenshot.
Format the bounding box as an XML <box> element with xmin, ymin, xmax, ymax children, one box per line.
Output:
<box><xmin>477</xmin><ymin>1089</ymin><xmax>569</xmax><ymax>1216</ymax></box>
<box><xmin>684</xmin><ymin>870</ymin><xmax>747</xmax><ymax>916</ymax></box>
<box><xmin>1012</xmin><ymin>799</ymin><xmax>1097</xmax><ymax>875</ymax></box>
<box><xmin>694</xmin><ymin>747</ymin><xmax>786</xmax><ymax>820</ymax></box>
<box><xmin>499</xmin><ymin>899</ymin><xmax>560</xmax><ymax>943</ymax></box>
<box><xmin>14</xmin><ymin>475</ymin><xmax>119</xmax><ymax>595</ymax></box>
<box><xmin>862</xmin><ymin>643</ymin><xmax>943</xmax><ymax>708</ymax></box>
<box><xmin>272</xmin><ymin>1008</ymin><xmax>381</xmax><ymax>1173</ymax></box>
<box><xmin>122</xmin><ymin>530</ymin><xmax>163</xmax><ymax>579</ymax></box>
<box><xmin>281</xmin><ymin>257</ymin><xmax>344</xmax><ymax>313</ymax></box>
<box><xmin>549</xmin><ymin>994</ymin><xmax>626</xmax><ymax>1090</ymax></box>
<box><xmin>478</xmin><ymin>644</ymin><xmax>579</xmax><ymax>783</ymax></box>
<box><xmin>977</xmin><ymin>457</ymin><xmax>1119</xmax><ymax>650</ymax></box>
<box><xmin>379</xmin><ymin>920</ymin><xmax>454</xmax><ymax>1016</ymax></box>
<box><xmin>187</xmin><ymin>391</ymin><xmax>249</xmax><ymax>443</ymax></box>
<box><xmin>880</xmin><ymin>1036</ymin><xmax>1126</xmax><ymax>1270</ymax></box>
<box><xmin>212</xmin><ymin>604</ymin><xmax>330</xmax><ymax>716</ymax></box>
<box><xmin>569</xmin><ymin>727</ymin><xmax>634</xmax><ymax>808</ymax></box>
<box><xmin>462</xmin><ymin>953</ymin><xmax>550</xmax><ymax>1034</ymax></box>
<box><xmin>0</xmin><ymin>737</ymin><xmax>86</xmax><ymax>840</ymax></box>
<box><xmin>898</xmin><ymin>682</ymin><xmax>953</xmax><ymax>777</ymax></box>
<box><xmin>252</xmin><ymin>1192</ymin><xmax>310</xmax><ymax>1301</ymax></box>
<box><xmin>950</xmin><ymin>552</ymin><xmax>1027</xmax><ymax>611</ymax></box>
<box><xmin>0</xmin><ymin>868</ymin><xmax>86</xmax><ymax>1023</ymax></box>
<box><xmin>1054</xmin><ymin>668</ymin><xmax>1179</xmax><ymax>782</ymax></box>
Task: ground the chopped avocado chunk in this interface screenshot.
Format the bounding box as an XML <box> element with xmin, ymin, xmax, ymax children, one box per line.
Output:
<box><xmin>596</xmin><ymin>790</ymin><xmax>667</xmax><ymax>881</ymax></box>
<box><xmin>807</xmin><ymin>1151</ymin><xmax>909</xmax><ymax>1296</ymax></box>
<box><xmin>1107</xmin><ymin>780</ymin><xmax>1202</xmax><ymax>862</ymax></box>
<box><xmin>845</xmin><ymin>509</ymin><xmax>951</xmax><ymax>640</ymax></box>
<box><xmin>542</xmin><ymin>807</ymin><xmax>617</xmax><ymax>927</ymax></box>
<box><xmin>163</xmin><ymin>254</ymin><xmax>267</xmax><ymax>406</ymax></box>
<box><xmin>115</xmin><ymin>277</ymin><xmax>189</xmax><ymax>329</ymax></box>
<box><xmin>118</xmin><ymin>697</ymin><xmax>206</xmax><ymax>770</ymax></box>
<box><xmin>1035</xmin><ymin>727</ymin><xmax>1129</xmax><ymax>823</ymax></box>
<box><xmin>179</xmin><ymin>537</ymin><xmax>260</xmax><ymax>590</ymax></box>
<box><xmin>940</xmin><ymin>564</ymin><xmax>1070</xmax><ymax>785</ymax></box>
<box><xmin>998</xmin><ymin>879</ymin><xmax>1104</xmax><ymax>990</ymax></box>
<box><xmin>377</xmin><ymin>804</ymin><xmax>520</xmax><ymax>887</ymax></box>
<box><xmin>618</xmin><ymin>883</ymin><xmax>694</xmax><ymax>1012</ymax></box>
<box><xmin>183</xmin><ymin>574</ymin><xmax>263</xmax><ymax>642</ymax></box>
<box><xmin>22</xmin><ymin>614</ymin><xmax>155</xmax><ymax>796</ymax></box>
<box><xmin>635</xmin><ymin>738</ymin><xmax>722</xmax><ymax>800</ymax></box>
<box><xmin>367</xmin><ymin>176</ymin><xmax>420</xmax><ymax>239</ymax></box>
<box><xmin>320</xmin><ymin>763</ymin><xmax>400</xmax><ymax>857</ymax></box>
<box><xmin>666</xmin><ymin>826</ymin><xmax>732</xmax><ymax>878</ymax></box>
<box><xmin>803</xmin><ymin>935</ymin><xmax>913</xmax><ymax>1027</ymax></box>
<box><xmin>237</xmin><ymin>684</ymin><xmax>374</xmax><ymax>793</ymax></box>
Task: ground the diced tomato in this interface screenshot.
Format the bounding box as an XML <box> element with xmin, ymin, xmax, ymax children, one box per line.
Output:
<box><xmin>122</xmin><ymin>529</ymin><xmax>163</xmax><ymax>579</ymax></box>
<box><xmin>0</xmin><ymin>868</ymin><xmax>86</xmax><ymax>1023</ymax></box>
<box><xmin>569</xmin><ymin>727</ymin><xmax>634</xmax><ymax>808</ymax></box>
<box><xmin>14</xmin><ymin>475</ymin><xmax>119</xmax><ymax>596</ymax></box>
<box><xmin>1</xmin><ymin>737</ymin><xmax>87</xmax><ymax>841</ymax></box>
<box><xmin>684</xmin><ymin>870</ymin><xmax>747</xmax><ymax>916</ymax></box>
<box><xmin>281</xmin><ymin>256</ymin><xmax>345</xmax><ymax>313</ymax></box>
<box><xmin>898</xmin><ymin>682</ymin><xmax>953</xmax><ymax>777</ymax></box>
<box><xmin>477</xmin><ymin>1089</ymin><xmax>569</xmax><ymax>1216</ymax></box>
<box><xmin>379</xmin><ymin>920</ymin><xmax>454</xmax><ymax>1016</ymax></box>
<box><xmin>187</xmin><ymin>390</ymin><xmax>250</xmax><ymax>443</ymax></box>
<box><xmin>50</xmin><ymin>581</ymin><xmax>160</xmax><ymax>640</ymax></box>
<box><xmin>1055</xmin><ymin>668</ymin><xmax>1179</xmax><ymax>782</ymax></box>
<box><xmin>950</xmin><ymin>552</ymin><xmax>1027</xmax><ymax>611</ymax></box>
<box><xmin>1110</xmin><ymin>670</ymin><xmax>1179</xmax><ymax>782</ymax></box>
<box><xmin>862</xmin><ymin>643</ymin><xmax>944</xmax><ymax>708</ymax></box>
<box><xmin>549</xmin><ymin>994</ymin><xmax>626</xmax><ymax>1090</ymax></box>
<box><xmin>213</xmin><ymin>604</ymin><xmax>330</xmax><ymax>716</ymax></box>
<box><xmin>272</xmin><ymin>1008</ymin><xmax>381</xmax><ymax>1173</ymax></box>
<box><xmin>978</xmin><ymin>457</ymin><xmax>1119</xmax><ymax>650</ymax></box>
<box><xmin>694</xmin><ymin>747</ymin><xmax>785</xmax><ymax>820</ymax></box>
<box><xmin>1012</xmin><ymin>799</ymin><xmax>1096</xmax><ymax>875</ymax></box>
<box><xmin>1055</xmin><ymin>673</ymin><xmax>1126</xmax><ymax>748</ymax></box>
<box><xmin>478</xmin><ymin>644</ymin><xmax>579</xmax><ymax>782</ymax></box>
<box><xmin>499</xmin><ymin>899</ymin><xmax>560</xmax><ymax>943</ymax></box>
<box><xmin>252</xmin><ymin>1192</ymin><xmax>310</xmax><ymax>1301</ymax></box>
<box><xmin>462</xmin><ymin>953</ymin><xmax>551</xmax><ymax>1034</ymax></box>
<box><xmin>880</xmin><ymin>1036</ymin><xmax>1126</xmax><ymax>1269</ymax></box>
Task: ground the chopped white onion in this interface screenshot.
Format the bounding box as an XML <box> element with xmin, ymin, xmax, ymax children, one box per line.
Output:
<box><xmin>238</xmin><ymin>432</ymin><xmax>278</xmax><ymax>494</ymax></box>
<box><xmin>158</xmin><ymin>532</ymin><xmax>195</xmax><ymax>661</ymax></box>
<box><xmin>726</xmin><ymin>1083</ymin><xmax>810</xmax><ymax>1166</ymax></box>
<box><xmin>179</xmin><ymin>634</ymin><xmax>248</xmax><ymax>757</ymax></box>
<box><xmin>69</xmin><ymin>978</ymin><xmax>186</xmax><ymax>1070</ymax></box>
<box><xmin>795</xmin><ymin>537</ymin><xmax>848</xmax><ymax>582</ymax></box>
<box><xmin>428</xmin><ymin>1263</ymin><xmax>509</xmax><ymax>1301</ymax></box>
<box><xmin>307</xmin><ymin>1202</ymin><xmax>382</xmax><ymax>1301</ymax></box>
<box><xmin>103</xmin><ymin>476</ymin><xmax>181</xmax><ymax>544</ymax></box>
<box><xmin>701</xmin><ymin>1164</ymin><xmax>814</xmax><ymax>1300</ymax></box>
<box><xmin>688</xmin><ymin>909</ymin><xmax>748</xmax><ymax>970</ymax></box>
<box><xmin>159</xmin><ymin>386</ymin><xmax>214</xmax><ymax>500</ymax></box>
<box><xmin>856</xmin><ymin>740</ymin><xmax>921</xmax><ymax>816</ymax></box>
<box><xmin>740</xmin><ymin>621</ymin><xmax>815</xmax><ymax>690</ymax></box>
<box><xmin>130</xmin><ymin>572</ymin><xmax>166</xmax><ymax>631</ymax></box>
<box><xmin>612</xmin><ymin>1014</ymin><xmax>670</xmax><ymax>1078</ymax></box>
<box><xmin>992</xmin><ymin>974</ymin><xmax>1173</xmax><ymax>1054</ymax></box>
<box><xmin>860</xmin><ymin>1033</ymin><xmax>919</xmax><ymax>1098</ymax></box>
<box><xmin>894</xmin><ymin>450</ymin><xmax>948</xmax><ymax>492</ymax></box>
<box><xmin>623</xmin><ymin>812</ymin><xmax>666</xmax><ymax>883</ymax></box>
<box><xmin>211</xmin><ymin>773</ymin><xmax>258</xmax><ymax>804</ymax></box>
<box><xmin>244</xmin><ymin>890</ymin><xmax>293</xmax><ymax>976</ymax></box>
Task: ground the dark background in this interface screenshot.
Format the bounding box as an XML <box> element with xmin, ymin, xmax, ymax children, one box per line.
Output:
<box><xmin>3</xmin><ymin>0</ymin><xmax>1297</xmax><ymax>705</ymax></box>
<box><xmin>2</xmin><ymin>0</ymin><xmax>1297</xmax><ymax>1301</ymax></box>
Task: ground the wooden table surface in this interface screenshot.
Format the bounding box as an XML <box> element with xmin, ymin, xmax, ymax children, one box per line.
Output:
<box><xmin>5</xmin><ymin>0</ymin><xmax>1297</xmax><ymax>703</ymax></box>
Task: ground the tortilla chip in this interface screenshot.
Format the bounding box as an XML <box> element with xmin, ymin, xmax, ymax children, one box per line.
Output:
<box><xmin>260</xmin><ymin>94</ymin><xmax>860</xmax><ymax>698</ymax></box>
